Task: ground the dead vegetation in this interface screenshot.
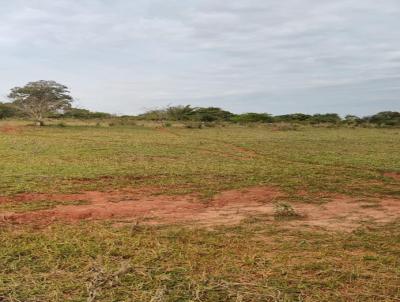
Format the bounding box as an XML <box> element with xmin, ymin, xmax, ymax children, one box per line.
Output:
<box><xmin>273</xmin><ymin>202</ymin><xmax>301</xmax><ymax>219</ymax></box>
<box><xmin>86</xmin><ymin>260</ymin><xmax>133</xmax><ymax>302</ymax></box>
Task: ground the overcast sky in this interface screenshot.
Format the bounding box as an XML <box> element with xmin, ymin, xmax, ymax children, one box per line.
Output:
<box><xmin>1</xmin><ymin>0</ymin><xmax>399</xmax><ymax>115</ymax></box>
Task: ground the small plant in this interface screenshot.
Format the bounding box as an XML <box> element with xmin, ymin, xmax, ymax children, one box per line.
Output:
<box><xmin>273</xmin><ymin>202</ymin><xmax>300</xmax><ymax>219</ymax></box>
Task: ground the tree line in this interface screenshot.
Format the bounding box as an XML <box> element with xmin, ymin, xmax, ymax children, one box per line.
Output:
<box><xmin>136</xmin><ymin>106</ymin><xmax>400</xmax><ymax>126</ymax></box>
<box><xmin>1</xmin><ymin>80</ymin><xmax>399</xmax><ymax>126</ymax></box>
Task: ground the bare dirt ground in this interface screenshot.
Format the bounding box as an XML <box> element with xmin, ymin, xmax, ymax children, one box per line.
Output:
<box><xmin>384</xmin><ymin>172</ymin><xmax>400</xmax><ymax>181</ymax></box>
<box><xmin>1</xmin><ymin>186</ymin><xmax>400</xmax><ymax>231</ymax></box>
<box><xmin>0</xmin><ymin>124</ymin><xmax>22</xmax><ymax>134</ymax></box>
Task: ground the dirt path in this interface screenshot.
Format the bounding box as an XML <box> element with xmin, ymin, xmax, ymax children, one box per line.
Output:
<box><xmin>1</xmin><ymin>186</ymin><xmax>400</xmax><ymax>231</ymax></box>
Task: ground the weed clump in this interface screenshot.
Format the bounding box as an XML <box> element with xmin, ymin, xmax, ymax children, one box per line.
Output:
<box><xmin>274</xmin><ymin>202</ymin><xmax>300</xmax><ymax>219</ymax></box>
<box><xmin>86</xmin><ymin>260</ymin><xmax>132</xmax><ymax>302</ymax></box>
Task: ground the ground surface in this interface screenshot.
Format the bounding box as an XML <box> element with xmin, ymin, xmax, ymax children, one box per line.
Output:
<box><xmin>0</xmin><ymin>121</ymin><xmax>399</xmax><ymax>301</ymax></box>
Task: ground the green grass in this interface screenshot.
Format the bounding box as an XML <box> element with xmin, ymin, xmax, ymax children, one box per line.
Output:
<box><xmin>0</xmin><ymin>123</ymin><xmax>399</xmax><ymax>197</ymax></box>
<box><xmin>1</xmin><ymin>220</ymin><xmax>399</xmax><ymax>301</ymax></box>
<box><xmin>0</xmin><ymin>121</ymin><xmax>399</xmax><ymax>301</ymax></box>
<box><xmin>0</xmin><ymin>199</ymin><xmax>89</xmax><ymax>213</ymax></box>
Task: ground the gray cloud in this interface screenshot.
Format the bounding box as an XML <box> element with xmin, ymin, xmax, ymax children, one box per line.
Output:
<box><xmin>0</xmin><ymin>0</ymin><xmax>399</xmax><ymax>115</ymax></box>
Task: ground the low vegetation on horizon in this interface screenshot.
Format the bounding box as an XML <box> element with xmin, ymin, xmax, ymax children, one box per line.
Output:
<box><xmin>1</xmin><ymin>80</ymin><xmax>399</xmax><ymax>127</ymax></box>
<box><xmin>1</xmin><ymin>81</ymin><xmax>400</xmax><ymax>301</ymax></box>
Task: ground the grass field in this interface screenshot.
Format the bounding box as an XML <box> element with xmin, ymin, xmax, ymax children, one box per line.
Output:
<box><xmin>0</xmin><ymin>121</ymin><xmax>399</xmax><ymax>301</ymax></box>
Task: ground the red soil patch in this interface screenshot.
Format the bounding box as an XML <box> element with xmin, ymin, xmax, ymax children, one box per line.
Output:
<box><xmin>0</xmin><ymin>124</ymin><xmax>22</xmax><ymax>134</ymax></box>
<box><xmin>0</xmin><ymin>187</ymin><xmax>280</xmax><ymax>225</ymax></box>
<box><xmin>384</xmin><ymin>172</ymin><xmax>400</xmax><ymax>181</ymax></box>
<box><xmin>1</xmin><ymin>186</ymin><xmax>399</xmax><ymax>231</ymax></box>
<box><xmin>291</xmin><ymin>196</ymin><xmax>400</xmax><ymax>230</ymax></box>
<box><xmin>221</xmin><ymin>143</ymin><xmax>259</xmax><ymax>158</ymax></box>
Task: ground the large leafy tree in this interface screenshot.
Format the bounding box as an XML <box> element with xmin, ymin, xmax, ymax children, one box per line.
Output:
<box><xmin>8</xmin><ymin>80</ymin><xmax>73</xmax><ymax>125</ymax></box>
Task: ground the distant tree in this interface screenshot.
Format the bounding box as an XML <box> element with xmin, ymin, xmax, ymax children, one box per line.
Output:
<box><xmin>310</xmin><ymin>113</ymin><xmax>341</xmax><ymax>124</ymax></box>
<box><xmin>138</xmin><ymin>106</ymin><xmax>233</xmax><ymax>122</ymax></box>
<box><xmin>344</xmin><ymin>115</ymin><xmax>361</xmax><ymax>124</ymax></box>
<box><xmin>166</xmin><ymin>105</ymin><xmax>194</xmax><ymax>120</ymax></box>
<box><xmin>0</xmin><ymin>102</ymin><xmax>22</xmax><ymax>119</ymax></box>
<box><xmin>345</xmin><ymin>115</ymin><xmax>359</xmax><ymax>121</ymax></box>
<box><xmin>62</xmin><ymin>108</ymin><xmax>92</xmax><ymax>119</ymax></box>
<box><xmin>274</xmin><ymin>113</ymin><xmax>312</xmax><ymax>122</ymax></box>
<box><xmin>231</xmin><ymin>113</ymin><xmax>273</xmax><ymax>123</ymax></box>
<box><xmin>274</xmin><ymin>113</ymin><xmax>341</xmax><ymax>124</ymax></box>
<box><xmin>192</xmin><ymin>107</ymin><xmax>233</xmax><ymax>122</ymax></box>
<box><xmin>8</xmin><ymin>80</ymin><xmax>73</xmax><ymax>125</ymax></box>
<box><xmin>138</xmin><ymin>108</ymin><xmax>168</xmax><ymax>121</ymax></box>
<box><xmin>366</xmin><ymin>111</ymin><xmax>400</xmax><ymax>126</ymax></box>
<box><xmin>63</xmin><ymin>108</ymin><xmax>111</xmax><ymax>119</ymax></box>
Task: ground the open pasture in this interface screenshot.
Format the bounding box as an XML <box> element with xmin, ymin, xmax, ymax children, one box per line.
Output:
<box><xmin>0</xmin><ymin>122</ymin><xmax>399</xmax><ymax>301</ymax></box>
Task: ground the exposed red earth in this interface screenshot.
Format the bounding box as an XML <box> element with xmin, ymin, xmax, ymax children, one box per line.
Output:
<box><xmin>1</xmin><ymin>186</ymin><xmax>399</xmax><ymax>231</ymax></box>
<box><xmin>0</xmin><ymin>124</ymin><xmax>22</xmax><ymax>134</ymax></box>
<box><xmin>384</xmin><ymin>172</ymin><xmax>400</xmax><ymax>181</ymax></box>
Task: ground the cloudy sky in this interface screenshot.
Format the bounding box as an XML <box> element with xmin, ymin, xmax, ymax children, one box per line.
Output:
<box><xmin>0</xmin><ymin>0</ymin><xmax>399</xmax><ymax>115</ymax></box>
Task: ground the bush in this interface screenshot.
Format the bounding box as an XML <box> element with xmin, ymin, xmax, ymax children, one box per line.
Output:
<box><xmin>274</xmin><ymin>113</ymin><xmax>312</xmax><ymax>123</ymax></box>
<box><xmin>137</xmin><ymin>108</ymin><xmax>168</xmax><ymax>121</ymax></box>
<box><xmin>364</xmin><ymin>111</ymin><xmax>400</xmax><ymax>126</ymax></box>
<box><xmin>310</xmin><ymin>113</ymin><xmax>341</xmax><ymax>124</ymax></box>
<box><xmin>63</xmin><ymin>108</ymin><xmax>112</xmax><ymax>119</ymax></box>
<box><xmin>231</xmin><ymin>113</ymin><xmax>273</xmax><ymax>123</ymax></box>
<box><xmin>192</xmin><ymin>107</ymin><xmax>233</xmax><ymax>122</ymax></box>
<box><xmin>0</xmin><ymin>103</ymin><xmax>22</xmax><ymax>119</ymax></box>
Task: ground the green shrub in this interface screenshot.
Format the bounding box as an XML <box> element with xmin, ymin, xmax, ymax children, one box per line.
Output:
<box><xmin>231</xmin><ymin>113</ymin><xmax>273</xmax><ymax>123</ymax></box>
<box><xmin>0</xmin><ymin>102</ymin><xmax>22</xmax><ymax>119</ymax></box>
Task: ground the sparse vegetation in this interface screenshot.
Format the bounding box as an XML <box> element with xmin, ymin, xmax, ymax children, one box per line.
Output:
<box><xmin>273</xmin><ymin>202</ymin><xmax>300</xmax><ymax>219</ymax></box>
<box><xmin>1</xmin><ymin>220</ymin><xmax>399</xmax><ymax>301</ymax></box>
<box><xmin>0</xmin><ymin>199</ymin><xmax>89</xmax><ymax>213</ymax></box>
<box><xmin>0</xmin><ymin>119</ymin><xmax>399</xmax><ymax>301</ymax></box>
<box><xmin>2</xmin><ymin>0</ymin><xmax>399</xmax><ymax>297</ymax></box>
<box><xmin>2</xmin><ymin>96</ymin><xmax>399</xmax><ymax>128</ymax></box>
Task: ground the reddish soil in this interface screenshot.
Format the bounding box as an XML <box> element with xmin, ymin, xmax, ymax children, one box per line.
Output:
<box><xmin>384</xmin><ymin>172</ymin><xmax>400</xmax><ymax>181</ymax></box>
<box><xmin>1</xmin><ymin>186</ymin><xmax>399</xmax><ymax>231</ymax></box>
<box><xmin>0</xmin><ymin>124</ymin><xmax>22</xmax><ymax>134</ymax></box>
